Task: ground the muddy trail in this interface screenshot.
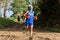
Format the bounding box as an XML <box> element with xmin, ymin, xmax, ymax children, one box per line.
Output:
<box><xmin>0</xmin><ymin>23</ymin><xmax>60</xmax><ymax>40</ymax></box>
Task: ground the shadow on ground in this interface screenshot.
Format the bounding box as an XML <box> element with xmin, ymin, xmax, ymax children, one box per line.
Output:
<box><xmin>0</xmin><ymin>22</ymin><xmax>58</xmax><ymax>33</ymax></box>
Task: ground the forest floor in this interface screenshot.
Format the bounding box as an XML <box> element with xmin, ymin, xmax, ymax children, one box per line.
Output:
<box><xmin>0</xmin><ymin>23</ymin><xmax>60</xmax><ymax>40</ymax></box>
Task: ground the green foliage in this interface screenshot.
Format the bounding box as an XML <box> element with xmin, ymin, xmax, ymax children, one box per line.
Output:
<box><xmin>10</xmin><ymin>17</ymin><xmax>25</xmax><ymax>23</ymax></box>
<box><xmin>11</xmin><ymin>0</ymin><xmax>29</xmax><ymax>16</ymax></box>
<box><xmin>34</xmin><ymin>0</ymin><xmax>60</xmax><ymax>32</ymax></box>
<box><xmin>0</xmin><ymin>17</ymin><xmax>16</xmax><ymax>28</ymax></box>
<box><xmin>9</xmin><ymin>18</ymin><xmax>18</xmax><ymax>22</ymax></box>
<box><xmin>33</xmin><ymin>0</ymin><xmax>42</xmax><ymax>16</ymax></box>
<box><xmin>0</xmin><ymin>0</ymin><xmax>3</xmax><ymax>2</ymax></box>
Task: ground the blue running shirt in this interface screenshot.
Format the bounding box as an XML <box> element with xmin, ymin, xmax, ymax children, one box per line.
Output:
<box><xmin>26</xmin><ymin>10</ymin><xmax>34</xmax><ymax>23</ymax></box>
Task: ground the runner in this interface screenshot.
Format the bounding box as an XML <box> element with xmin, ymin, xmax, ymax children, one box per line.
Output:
<box><xmin>24</xmin><ymin>5</ymin><xmax>37</xmax><ymax>37</ymax></box>
<box><xmin>17</xmin><ymin>14</ymin><xmax>20</xmax><ymax>23</ymax></box>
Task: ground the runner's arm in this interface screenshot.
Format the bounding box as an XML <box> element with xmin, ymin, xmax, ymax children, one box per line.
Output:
<box><xmin>24</xmin><ymin>11</ymin><xmax>28</xmax><ymax>17</ymax></box>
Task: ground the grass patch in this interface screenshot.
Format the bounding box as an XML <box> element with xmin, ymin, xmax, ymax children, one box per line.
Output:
<box><xmin>9</xmin><ymin>17</ymin><xmax>24</xmax><ymax>23</ymax></box>
<box><xmin>9</xmin><ymin>18</ymin><xmax>18</xmax><ymax>22</ymax></box>
<box><xmin>0</xmin><ymin>17</ymin><xmax>16</xmax><ymax>28</ymax></box>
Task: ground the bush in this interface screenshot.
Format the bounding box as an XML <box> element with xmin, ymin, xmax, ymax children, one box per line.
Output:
<box><xmin>0</xmin><ymin>17</ymin><xmax>16</xmax><ymax>28</ymax></box>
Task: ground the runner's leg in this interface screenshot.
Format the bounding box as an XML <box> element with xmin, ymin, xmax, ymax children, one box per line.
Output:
<box><xmin>30</xmin><ymin>25</ymin><xmax>33</xmax><ymax>36</ymax></box>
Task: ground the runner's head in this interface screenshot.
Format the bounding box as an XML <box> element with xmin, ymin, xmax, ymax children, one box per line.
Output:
<box><xmin>29</xmin><ymin>5</ymin><xmax>33</xmax><ymax>10</ymax></box>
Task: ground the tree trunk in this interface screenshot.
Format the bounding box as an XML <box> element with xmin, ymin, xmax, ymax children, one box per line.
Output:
<box><xmin>4</xmin><ymin>0</ymin><xmax>8</xmax><ymax>17</ymax></box>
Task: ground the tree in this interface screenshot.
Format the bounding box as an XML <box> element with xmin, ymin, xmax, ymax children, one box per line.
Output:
<box><xmin>33</xmin><ymin>0</ymin><xmax>60</xmax><ymax>29</ymax></box>
<box><xmin>0</xmin><ymin>0</ymin><xmax>4</xmax><ymax>17</ymax></box>
<box><xmin>11</xmin><ymin>0</ymin><xmax>29</xmax><ymax>17</ymax></box>
<box><xmin>33</xmin><ymin>0</ymin><xmax>42</xmax><ymax>16</ymax></box>
<box><xmin>4</xmin><ymin>0</ymin><xmax>8</xmax><ymax>17</ymax></box>
<box><xmin>34</xmin><ymin>0</ymin><xmax>60</xmax><ymax>29</ymax></box>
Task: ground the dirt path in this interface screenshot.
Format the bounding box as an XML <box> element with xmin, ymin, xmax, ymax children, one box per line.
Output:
<box><xmin>0</xmin><ymin>23</ymin><xmax>60</xmax><ymax>40</ymax></box>
<box><xmin>0</xmin><ymin>31</ymin><xmax>60</xmax><ymax>40</ymax></box>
